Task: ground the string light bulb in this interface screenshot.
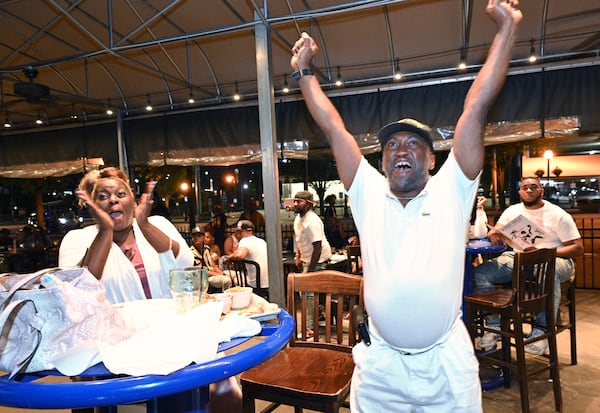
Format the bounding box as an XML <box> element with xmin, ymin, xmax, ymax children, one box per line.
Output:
<box><xmin>458</xmin><ymin>47</ymin><xmax>467</xmax><ymax>70</ymax></box>
<box><xmin>282</xmin><ymin>74</ymin><xmax>290</xmax><ymax>94</ymax></box>
<box><xmin>106</xmin><ymin>99</ymin><xmax>114</xmax><ymax>116</ymax></box>
<box><xmin>528</xmin><ymin>39</ymin><xmax>537</xmax><ymax>63</ymax></box>
<box><xmin>70</xmin><ymin>104</ymin><xmax>78</xmax><ymax>119</ymax></box>
<box><xmin>36</xmin><ymin>108</ymin><xmax>43</xmax><ymax>125</ymax></box>
<box><xmin>233</xmin><ymin>81</ymin><xmax>241</xmax><ymax>101</ymax></box>
<box><xmin>188</xmin><ymin>88</ymin><xmax>195</xmax><ymax>104</ymax></box>
<box><xmin>394</xmin><ymin>58</ymin><xmax>402</xmax><ymax>81</ymax></box>
<box><xmin>335</xmin><ymin>66</ymin><xmax>343</xmax><ymax>87</ymax></box>
<box><xmin>145</xmin><ymin>94</ymin><xmax>153</xmax><ymax>111</ymax></box>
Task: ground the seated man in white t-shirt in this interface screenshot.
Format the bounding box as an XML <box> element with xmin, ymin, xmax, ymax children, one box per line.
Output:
<box><xmin>474</xmin><ymin>177</ymin><xmax>583</xmax><ymax>354</ymax></box>
<box><xmin>227</xmin><ymin>220</ymin><xmax>269</xmax><ymax>292</ymax></box>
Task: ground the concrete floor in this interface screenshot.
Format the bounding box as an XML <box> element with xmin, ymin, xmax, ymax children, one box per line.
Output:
<box><xmin>480</xmin><ymin>288</ymin><xmax>600</xmax><ymax>413</ymax></box>
<box><xmin>1</xmin><ymin>289</ymin><xmax>598</xmax><ymax>413</ymax></box>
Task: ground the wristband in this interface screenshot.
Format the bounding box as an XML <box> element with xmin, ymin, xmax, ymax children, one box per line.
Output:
<box><xmin>291</xmin><ymin>68</ymin><xmax>313</xmax><ymax>80</ymax></box>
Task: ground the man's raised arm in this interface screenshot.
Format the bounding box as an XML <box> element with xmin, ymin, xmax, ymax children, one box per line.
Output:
<box><xmin>291</xmin><ymin>33</ymin><xmax>362</xmax><ymax>190</ymax></box>
<box><xmin>453</xmin><ymin>0</ymin><xmax>523</xmax><ymax>180</ymax></box>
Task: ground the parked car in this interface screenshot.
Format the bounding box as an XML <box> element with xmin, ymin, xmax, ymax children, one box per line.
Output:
<box><xmin>576</xmin><ymin>190</ymin><xmax>600</xmax><ymax>213</ymax></box>
<box><xmin>549</xmin><ymin>189</ymin><xmax>575</xmax><ymax>209</ymax></box>
<box><xmin>27</xmin><ymin>210</ymin><xmax>83</xmax><ymax>234</ymax></box>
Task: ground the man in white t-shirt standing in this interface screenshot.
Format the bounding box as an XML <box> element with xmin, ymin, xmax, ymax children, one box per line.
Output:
<box><xmin>289</xmin><ymin>1</ymin><xmax>522</xmax><ymax>410</ymax></box>
<box><xmin>228</xmin><ymin>220</ymin><xmax>269</xmax><ymax>291</ymax></box>
<box><xmin>293</xmin><ymin>191</ymin><xmax>332</xmax><ymax>272</ymax></box>
<box><xmin>293</xmin><ymin>190</ymin><xmax>332</xmax><ymax>335</ymax></box>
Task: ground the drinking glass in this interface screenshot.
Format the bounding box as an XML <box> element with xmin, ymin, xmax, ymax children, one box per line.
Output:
<box><xmin>169</xmin><ymin>267</ymin><xmax>208</xmax><ymax>313</ymax></box>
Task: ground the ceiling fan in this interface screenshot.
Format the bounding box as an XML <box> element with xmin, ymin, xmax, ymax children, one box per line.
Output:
<box><xmin>3</xmin><ymin>65</ymin><xmax>108</xmax><ymax>125</ymax></box>
<box><xmin>13</xmin><ymin>66</ymin><xmax>51</xmax><ymax>104</ymax></box>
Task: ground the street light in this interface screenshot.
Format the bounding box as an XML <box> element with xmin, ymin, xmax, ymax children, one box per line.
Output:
<box><xmin>180</xmin><ymin>182</ymin><xmax>190</xmax><ymax>219</ymax></box>
<box><xmin>544</xmin><ymin>149</ymin><xmax>553</xmax><ymax>199</ymax></box>
<box><xmin>234</xmin><ymin>168</ymin><xmax>240</xmax><ymax>210</ymax></box>
<box><xmin>225</xmin><ymin>174</ymin><xmax>235</xmax><ymax>209</ymax></box>
<box><xmin>241</xmin><ymin>183</ymin><xmax>248</xmax><ymax>210</ymax></box>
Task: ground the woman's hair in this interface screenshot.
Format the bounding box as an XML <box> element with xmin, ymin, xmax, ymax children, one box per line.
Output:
<box><xmin>325</xmin><ymin>194</ymin><xmax>336</xmax><ymax>205</ymax></box>
<box><xmin>77</xmin><ymin>167</ymin><xmax>133</xmax><ymax>207</ymax></box>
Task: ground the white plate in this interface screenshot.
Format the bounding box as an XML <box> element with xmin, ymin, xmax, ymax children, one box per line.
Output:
<box><xmin>230</xmin><ymin>295</ymin><xmax>280</xmax><ymax>321</ymax></box>
<box><xmin>248</xmin><ymin>308</ymin><xmax>281</xmax><ymax>322</ymax></box>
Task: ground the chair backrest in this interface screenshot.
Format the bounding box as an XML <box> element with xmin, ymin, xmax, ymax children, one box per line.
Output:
<box><xmin>226</xmin><ymin>258</ymin><xmax>261</xmax><ymax>288</ymax></box>
<box><xmin>287</xmin><ymin>270</ymin><xmax>364</xmax><ymax>352</ymax></box>
<box><xmin>512</xmin><ymin>248</ymin><xmax>557</xmax><ymax>318</ymax></box>
<box><xmin>346</xmin><ymin>245</ymin><xmax>362</xmax><ymax>275</ymax></box>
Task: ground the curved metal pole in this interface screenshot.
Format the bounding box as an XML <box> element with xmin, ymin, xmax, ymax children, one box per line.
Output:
<box><xmin>116</xmin><ymin>109</ymin><xmax>128</xmax><ymax>173</ymax></box>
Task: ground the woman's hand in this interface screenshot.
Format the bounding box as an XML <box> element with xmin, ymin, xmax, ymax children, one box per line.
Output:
<box><xmin>476</xmin><ymin>196</ymin><xmax>487</xmax><ymax>209</ymax></box>
<box><xmin>76</xmin><ymin>189</ymin><xmax>114</xmax><ymax>231</ymax></box>
<box><xmin>135</xmin><ymin>181</ymin><xmax>156</xmax><ymax>226</ymax></box>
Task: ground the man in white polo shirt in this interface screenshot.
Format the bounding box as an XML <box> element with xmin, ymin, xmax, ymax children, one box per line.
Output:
<box><xmin>289</xmin><ymin>0</ymin><xmax>522</xmax><ymax>410</ymax></box>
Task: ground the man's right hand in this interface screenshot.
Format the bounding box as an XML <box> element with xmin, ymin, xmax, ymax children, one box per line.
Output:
<box><xmin>291</xmin><ymin>32</ymin><xmax>318</xmax><ymax>72</ymax></box>
<box><xmin>486</xmin><ymin>0</ymin><xmax>523</xmax><ymax>30</ymax></box>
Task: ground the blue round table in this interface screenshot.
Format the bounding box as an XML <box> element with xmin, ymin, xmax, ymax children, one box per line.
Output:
<box><xmin>0</xmin><ymin>309</ymin><xmax>294</xmax><ymax>412</ymax></box>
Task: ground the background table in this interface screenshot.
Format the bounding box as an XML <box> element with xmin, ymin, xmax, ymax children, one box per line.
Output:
<box><xmin>464</xmin><ymin>239</ymin><xmax>507</xmax><ymax>391</ymax></box>
<box><xmin>0</xmin><ymin>309</ymin><xmax>294</xmax><ymax>413</ymax></box>
<box><xmin>464</xmin><ymin>239</ymin><xmax>507</xmax><ymax>299</ymax></box>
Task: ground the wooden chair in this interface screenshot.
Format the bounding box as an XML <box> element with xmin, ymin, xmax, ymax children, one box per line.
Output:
<box><xmin>226</xmin><ymin>258</ymin><xmax>269</xmax><ymax>300</ymax></box>
<box><xmin>346</xmin><ymin>245</ymin><xmax>362</xmax><ymax>275</ymax></box>
<box><xmin>465</xmin><ymin>248</ymin><xmax>562</xmax><ymax>413</ymax></box>
<box><xmin>240</xmin><ymin>270</ymin><xmax>364</xmax><ymax>413</ymax></box>
<box><xmin>556</xmin><ymin>275</ymin><xmax>577</xmax><ymax>365</ymax></box>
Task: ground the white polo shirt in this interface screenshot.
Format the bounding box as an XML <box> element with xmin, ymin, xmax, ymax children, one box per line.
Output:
<box><xmin>348</xmin><ymin>151</ymin><xmax>478</xmax><ymax>351</ymax></box>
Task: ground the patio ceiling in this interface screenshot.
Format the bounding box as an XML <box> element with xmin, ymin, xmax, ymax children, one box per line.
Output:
<box><xmin>0</xmin><ymin>0</ymin><xmax>599</xmax><ymax>136</ymax></box>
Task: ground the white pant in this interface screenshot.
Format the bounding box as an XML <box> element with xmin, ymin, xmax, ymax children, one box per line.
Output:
<box><xmin>350</xmin><ymin>318</ymin><xmax>482</xmax><ymax>412</ymax></box>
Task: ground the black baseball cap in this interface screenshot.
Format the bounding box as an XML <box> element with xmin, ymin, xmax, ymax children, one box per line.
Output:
<box><xmin>377</xmin><ymin>118</ymin><xmax>434</xmax><ymax>152</ymax></box>
<box><xmin>237</xmin><ymin>220</ymin><xmax>255</xmax><ymax>231</ymax></box>
<box><xmin>191</xmin><ymin>226</ymin><xmax>205</xmax><ymax>236</ymax></box>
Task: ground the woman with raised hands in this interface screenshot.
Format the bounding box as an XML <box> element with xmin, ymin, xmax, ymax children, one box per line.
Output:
<box><xmin>59</xmin><ymin>167</ymin><xmax>193</xmax><ymax>304</ymax></box>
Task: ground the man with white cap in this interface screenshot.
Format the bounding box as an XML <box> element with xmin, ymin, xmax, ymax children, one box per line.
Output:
<box><xmin>228</xmin><ymin>220</ymin><xmax>269</xmax><ymax>293</ymax></box>
<box><xmin>290</xmin><ymin>0</ymin><xmax>522</xmax><ymax>410</ymax></box>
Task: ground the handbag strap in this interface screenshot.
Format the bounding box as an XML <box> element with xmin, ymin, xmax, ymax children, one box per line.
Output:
<box><xmin>0</xmin><ymin>299</ymin><xmax>42</xmax><ymax>379</ymax></box>
<box><xmin>0</xmin><ymin>268</ymin><xmax>60</xmax><ymax>312</ymax></box>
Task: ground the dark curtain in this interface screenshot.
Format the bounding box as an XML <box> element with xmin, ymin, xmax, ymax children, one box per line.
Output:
<box><xmin>0</xmin><ymin>123</ymin><xmax>118</xmax><ymax>166</ymax></box>
<box><xmin>1</xmin><ymin>65</ymin><xmax>598</xmax><ymax>168</ymax></box>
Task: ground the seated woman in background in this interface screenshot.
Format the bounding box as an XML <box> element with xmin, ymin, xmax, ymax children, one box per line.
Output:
<box><xmin>323</xmin><ymin>194</ymin><xmax>346</xmax><ymax>250</ymax></box>
<box><xmin>223</xmin><ymin>225</ymin><xmax>242</xmax><ymax>255</ymax></box>
<box><xmin>470</xmin><ymin>195</ymin><xmax>489</xmax><ymax>239</ymax></box>
<box><xmin>203</xmin><ymin>227</ymin><xmax>222</xmax><ymax>263</ymax></box>
<box><xmin>58</xmin><ymin>167</ymin><xmax>193</xmax><ymax>304</ymax></box>
<box><xmin>469</xmin><ymin>195</ymin><xmax>489</xmax><ymax>268</ymax></box>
